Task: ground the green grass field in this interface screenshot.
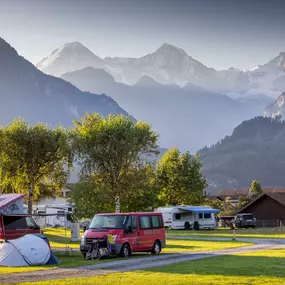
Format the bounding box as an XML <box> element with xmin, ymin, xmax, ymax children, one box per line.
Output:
<box><xmin>15</xmin><ymin>248</ymin><xmax>285</xmax><ymax>285</ymax></box>
<box><xmin>164</xmin><ymin>239</ymin><xmax>251</xmax><ymax>253</ymax></box>
<box><xmin>166</xmin><ymin>227</ymin><xmax>285</xmax><ymax>239</ymax></box>
<box><xmin>43</xmin><ymin>228</ymin><xmax>81</xmax><ymax>249</ymax></box>
<box><xmin>0</xmin><ymin>228</ymin><xmax>251</xmax><ymax>275</ymax></box>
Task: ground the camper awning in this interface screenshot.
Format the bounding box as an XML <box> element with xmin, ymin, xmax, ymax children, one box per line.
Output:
<box><xmin>177</xmin><ymin>206</ymin><xmax>220</xmax><ymax>214</ymax></box>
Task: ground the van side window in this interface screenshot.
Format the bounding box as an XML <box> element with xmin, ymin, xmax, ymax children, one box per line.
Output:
<box><xmin>3</xmin><ymin>216</ymin><xmax>27</xmax><ymax>229</ymax></box>
<box><xmin>151</xmin><ymin>215</ymin><xmax>162</xmax><ymax>228</ymax></box>
<box><xmin>139</xmin><ymin>216</ymin><xmax>151</xmax><ymax>229</ymax></box>
<box><xmin>26</xmin><ymin>217</ymin><xmax>35</xmax><ymax>228</ymax></box>
<box><xmin>175</xmin><ymin>213</ymin><xmax>181</xmax><ymax>220</ymax></box>
<box><xmin>131</xmin><ymin>216</ymin><xmax>137</xmax><ymax>231</ymax></box>
<box><xmin>199</xmin><ymin>213</ymin><xmax>203</xmax><ymax>219</ymax></box>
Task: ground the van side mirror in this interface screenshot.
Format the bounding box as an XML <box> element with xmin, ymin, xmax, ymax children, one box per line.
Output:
<box><xmin>34</xmin><ymin>224</ymin><xmax>40</xmax><ymax>230</ymax></box>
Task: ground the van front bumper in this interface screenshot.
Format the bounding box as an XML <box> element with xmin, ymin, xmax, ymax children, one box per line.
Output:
<box><xmin>80</xmin><ymin>243</ymin><xmax>122</xmax><ymax>255</ymax></box>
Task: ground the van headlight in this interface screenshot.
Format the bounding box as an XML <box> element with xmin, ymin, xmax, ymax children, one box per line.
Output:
<box><xmin>80</xmin><ymin>236</ymin><xmax>85</xmax><ymax>245</ymax></box>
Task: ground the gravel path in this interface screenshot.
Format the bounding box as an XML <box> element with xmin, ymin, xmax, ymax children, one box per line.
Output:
<box><xmin>1</xmin><ymin>243</ymin><xmax>285</xmax><ymax>284</ymax></box>
<box><xmin>167</xmin><ymin>235</ymin><xmax>285</xmax><ymax>245</ymax></box>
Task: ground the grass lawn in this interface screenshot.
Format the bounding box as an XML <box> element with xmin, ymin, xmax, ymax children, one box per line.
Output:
<box><xmin>43</xmin><ymin>228</ymin><xmax>81</xmax><ymax>249</ymax></box>
<box><xmin>0</xmin><ymin>228</ymin><xmax>251</xmax><ymax>275</ymax></box>
<box><xmin>164</xmin><ymin>239</ymin><xmax>251</xmax><ymax>253</ymax></box>
<box><xmin>166</xmin><ymin>227</ymin><xmax>285</xmax><ymax>239</ymax></box>
<box><xmin>0</xmin><ymin>252</ymin><xmax>103</xmax><ymax>274</ymax></box>
<box><xmin>16</xmin><ymin>248</ymin><xmax>285</xmax><ymax>285</ymax></box>
<box><xmin>0</xmin><ymin>240</ymin><xmax>251</xmax><ymax>275</ymax></box>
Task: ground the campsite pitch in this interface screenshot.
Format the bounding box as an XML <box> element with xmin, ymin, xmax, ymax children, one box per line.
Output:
<box><xmin>5</xmin><ymin>247</ymin><xmax>285</xmax><ymax>285</ymax></box>
<box><xmin>0</xmin><ymin>239</ymin><xmax>251</xmax><ymax>274</ymax></box>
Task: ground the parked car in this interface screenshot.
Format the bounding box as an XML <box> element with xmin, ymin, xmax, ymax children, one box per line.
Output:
<box><xmin>80</xmin><ymin>212</ymin><xmax>166</xmax><ymax>258</ymax></box>
<box><xmin>0</xmin><ymin>214</ymin><xmax>41</xmax><ymax>240</ymax></box>
<box><xmin>234</xmin><ymin>213</ymin><xmax>256</xmax><ymax>228</ymax></box>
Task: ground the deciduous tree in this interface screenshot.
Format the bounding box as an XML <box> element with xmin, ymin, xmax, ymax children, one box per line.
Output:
<box><xmin>156</xmin><ymin>147</ymin><xmax>207</xmax><ymax>206</ymax></box>
<box><xmin>238</xmin><ymin>195</ymin><xmax>252</xmax><ymax>208</ymax></box>
<box><xmin>250</xmin><ymin>180</ymin><xmax>263</xmax><ymax>195</ymax></box>
<box><xmin>68</xmin><ymin>181</ymin><xmax>113</xmax><ymax>219</ymax></box>
<box><xmin>72</xmin><ymin>113</ymin><xmax>158</xmax><ymax>212</ymax></box>
<box><xmin>0</xmin><ymin>119</ymin><xmax>72</xmax><ymax>213</ymax></box>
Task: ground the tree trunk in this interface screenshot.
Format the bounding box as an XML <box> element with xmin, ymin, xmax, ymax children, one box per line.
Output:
<box><xmin>115</xmin><ymin>194</ymin><xmax>120</xmax><ymax>213</ymax></box>
<box><xmin>28</xmin><ymin>182</ymin><xmax>34</xmax><ymax>214</ymax></box>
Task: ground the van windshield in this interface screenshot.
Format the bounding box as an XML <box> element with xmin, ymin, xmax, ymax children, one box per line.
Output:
<box><xmin>89</xmin><ymin>215</ymin><xmax>128</xmax><ymax>229</ymax></box>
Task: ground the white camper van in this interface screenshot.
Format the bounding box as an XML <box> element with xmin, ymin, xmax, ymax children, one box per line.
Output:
<box><xmin>156</xmin><ymin>206</ymin><xmax>220</xmax><ymax>230</ymax></box>
<box><xmin>33</xmin><ymin>204</ymin><xmax>74</xmax><ymax>228</ymax></box>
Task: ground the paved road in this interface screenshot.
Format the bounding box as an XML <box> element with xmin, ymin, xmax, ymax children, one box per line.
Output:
<box><xmin>1</xmin><ymin>242</ymin><xmax>285</xmax><ymax>284</ymax></box>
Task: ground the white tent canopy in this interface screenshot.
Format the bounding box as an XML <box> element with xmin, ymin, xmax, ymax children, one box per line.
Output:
<box><xmin>0</xmin><ymin>234</ymin><xmax>50</xmax><ymax>266</ymax></box>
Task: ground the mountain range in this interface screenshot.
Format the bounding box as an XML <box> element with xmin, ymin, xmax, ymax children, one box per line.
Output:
<box><xmin>1</xmin><ymin>37</ymin><xmax>285</xmax><ymax>190</ymax></box>
<box><xmin>60</xmin><ymin>67</ymin><xmax>272</xmax><ymax>151</ymax></box>
<box><xmin>0</xmin><ymin>38</ymin><xmax>130</xmax><ymax>127</ymax></box>
<box><xmin>37</xmin><ymin>42</ymin><xmax>285</xmax><ymax>98</ymax></box>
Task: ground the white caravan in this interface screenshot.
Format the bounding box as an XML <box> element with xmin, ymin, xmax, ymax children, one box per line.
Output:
<box><xmin>156</xmin><ymin>206</ymin><xmax>220</xmax><ymax>230</ymax></box>
<box><xmin>33</xmin><ymin>204</ymin><xmax>74</xmax><ymax>228</ymax></box>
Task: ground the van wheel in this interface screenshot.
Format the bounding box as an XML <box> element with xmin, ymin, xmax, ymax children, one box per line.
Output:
<box><xmin>151</xmin><ymin>241</ymin><xmax>161</xmax><ymax>255</ymax></box>
<box><xmin>120</xmin><ymin>243</ymin><xmax>131</xmax><ymax>257</ymax></box>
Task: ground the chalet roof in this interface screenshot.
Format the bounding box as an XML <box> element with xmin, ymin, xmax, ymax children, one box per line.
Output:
<box><xmin>218</xmin><ymin>189</ymin><xmax>249</xmax><ymax>197</ymax></box>
<box><xmin>239</xmin><ymin>192</ymin><xmax>285</xmax><ymax>213</ymax></box>
<box><xmin>266</xmin><ymin>192</ymin><xmax>285</xmax><ymax>207</ymax></box>
<box><xmin>264</xmin><ymin>188</ymin><xmax>285</xmax><ymax>193</ymax></box>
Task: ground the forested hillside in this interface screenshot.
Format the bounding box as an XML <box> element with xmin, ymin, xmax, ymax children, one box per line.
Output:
<box><xmin>200</xmin><ymin>116</ymin><xmax>285</xmax><ymax>193</ymax></box>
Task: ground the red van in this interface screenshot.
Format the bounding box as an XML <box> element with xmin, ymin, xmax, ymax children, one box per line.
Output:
<box><xmin>80</xmin><ymin>212</ymin><xmax>166</xmax><ymax>257</ymax></box>
<box><xmin>0</xmin><ymin>214</ymin><xmax>41</xmax><ymax>240</ymax></box>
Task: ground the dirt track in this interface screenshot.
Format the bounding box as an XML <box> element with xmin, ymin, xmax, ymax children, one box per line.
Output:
<box><xmin>1</xmin><ymin>241</ymin><xmax>285</xmax><ymax>284</ymax></box>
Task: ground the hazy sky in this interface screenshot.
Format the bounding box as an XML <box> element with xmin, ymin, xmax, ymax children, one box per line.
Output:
<box><xmin>0</xmin><ymin>0</ymin><xmax>284</xmax><ymax>70</ymax></box>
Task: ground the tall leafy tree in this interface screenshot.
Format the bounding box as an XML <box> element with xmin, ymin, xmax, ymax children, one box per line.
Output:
<box><xmin>238</xmin><ymin>195</ymin><xmax>252</xmax><ymax>209</ymax></box>
<box><xmin>68</xmin><ymin>181</ymin><xmax>113</xmax><ymax>219</ymax></box>
<box><xmin>120</xmin><ymin>164</ymin><xmax>158</xmax><ymax>212</ymax></box>
<box><xmin>202</xmin><ymin>197</ymin><xmax>225</xmax><ymax>212</ymax></box>
<box><xmin>69</xmin><ymin>165</ymin><xmax>158</xmax><ymax>219</ymax></box>
<box><xmin>250</xmin><ymin>180</ymin><xmax>263</xmax><ymax>195</ymax></box>
<box><xmin>0</xmin><ymin>119</ymin><xmax>72</xmax><ymax>213</ymax></box>
<box><xmin>221</xmin><ymin>197</ymin><xmax>236</xmax><ymax>216</ymax></box>
<box><xmin>156</xmin><ymin>147</ymin><xmax>207</xmax><ymax>205</ymax></box>
<box><xmin>156</xmin><ymin>147</ymin><xmax>182</xmax><ymax>205</ymax></box>
<box><xmin>72</xmin><ymin>113</ymin><xmax>158</xmax><ymax>212</ymax></box>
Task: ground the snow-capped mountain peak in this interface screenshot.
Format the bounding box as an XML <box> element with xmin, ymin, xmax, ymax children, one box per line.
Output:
<box><xmin>155</xmin><ymin>43</ymin><xmax>187</xmax><ymax>56</ymax></box>
<box><xmin>259</xmin><ymin>52</ymin><xmax>285</xmax><ymax>72</ymax></box>
<box><xmin>36</xmin><ymin>42</ymin><xmax>103</xmax><ymax>76</ymax></box>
